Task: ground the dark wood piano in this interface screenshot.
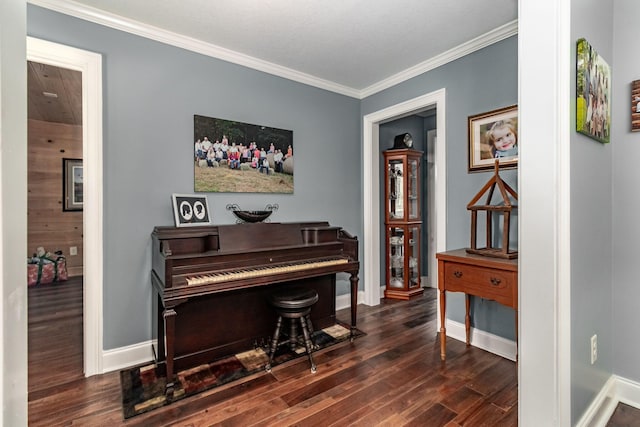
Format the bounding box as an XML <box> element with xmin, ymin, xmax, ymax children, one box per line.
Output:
<box><xmin>151</xmin><ymin>221</ymin><xmax>359</xmax><ymax>397</ymax></box>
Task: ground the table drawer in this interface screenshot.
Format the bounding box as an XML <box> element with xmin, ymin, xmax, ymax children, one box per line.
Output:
<box><xmin>442</xmin><ymin>262</ymin><xmax>516</xmax><ymax>307</ymax></box>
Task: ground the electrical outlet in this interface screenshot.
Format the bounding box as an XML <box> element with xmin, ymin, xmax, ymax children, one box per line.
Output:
<box><xmin>590</xmin><ymin>334</ymin><xmax>598</xmax><ymax>364</ymax></box>
<box><xmin>70</xmin><ymin>246</ymin><xmax>78</xmax><ymax>256</ymax></box>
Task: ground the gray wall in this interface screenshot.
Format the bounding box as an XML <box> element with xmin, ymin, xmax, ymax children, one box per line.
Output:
<box><xmin>570</xmin><ymin>0</ymin><xmax>615</xmax><ymax>422</ymax></box>
<box><xmin>27</xmin><ymin>5</ymin><xmax>361</xmax><ymax>350</ymax></box>
<box><xmin>362</xmin><ymin>36</ymin><xmax>519</xmax><ymax>340</ymax></box>
<box><xmin>612</xmin><ymin>0</ymin><xmax>640</xmax><ymax>395</ymax></box>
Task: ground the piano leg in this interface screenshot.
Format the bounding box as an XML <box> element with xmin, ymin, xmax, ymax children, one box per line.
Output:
<box><xmin>156</xmin><ymin>295</ymin><xmax>166</xmax><ymax>362</ymax></box>
<box><xmin>163</xmin><ymin>308</ymin><xmax>177</xmax><ymax>399</ymax></box>
<box><xmin>349</xmin><ymin>273</ymin><xmax>359</xmax><ymax>341</ymax></box>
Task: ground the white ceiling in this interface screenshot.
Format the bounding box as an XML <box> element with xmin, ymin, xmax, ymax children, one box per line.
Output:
<box><xmin>31</xmin><ymin>0</ymin><xmax>518</xmax><ymax>98</ymax></box>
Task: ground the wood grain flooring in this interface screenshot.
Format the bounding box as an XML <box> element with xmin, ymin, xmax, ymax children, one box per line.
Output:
<box><xmin>27</xmin><ymin>279</ymin><xmax>636</xmax><ymax>426</ymax></box>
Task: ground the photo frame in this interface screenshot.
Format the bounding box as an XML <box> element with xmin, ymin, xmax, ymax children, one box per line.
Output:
<box><xmin>631</xmin><ymin>80</ymin><xmax>640</xmax><ymax>132</ymax></box>
<box><xmin>63</xmin><ymin>158</ymin><xmax>83</xmax><ymax>211</ymax></box>
<box><xmin>468</xmin><ymin>105</ymin><xmax>518</xmax><ymax>172</ymax></box>
<box><xmin>576</xmin><ymin>38</ymin><xmax>611</xmax><ymax>143</ymax></box>
<box><xmin>172</xmin><ymin>194</ymin><xmax>212</xmax><ymax>227</ymax></box>
<box><xmin>193</xmin><ymin>115</ymin><xmax>294</xmax><ymax>193</ymax></box>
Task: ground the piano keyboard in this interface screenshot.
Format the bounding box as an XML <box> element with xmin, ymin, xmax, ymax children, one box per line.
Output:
<box><xmin>185</xmin><ymin>257</ymin><xmax>350</xmax><ymax>286</ymax></box>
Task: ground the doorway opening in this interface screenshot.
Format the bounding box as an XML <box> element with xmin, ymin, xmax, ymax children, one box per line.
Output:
<box><xmin>362</xmin><ymin>89</ymin><xmax>447</xmax><ymax>314</ymax></box>
<box><xmin>27</xmin><ymin>59</ymin><xmax>85</xmax><ymax>389</ymax></box>
<box><xmin>27</xmin><ymin>37</ymin><xmax>104</xmax><ymax>377</ymax></box>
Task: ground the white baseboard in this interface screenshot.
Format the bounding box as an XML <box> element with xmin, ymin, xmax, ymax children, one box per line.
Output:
<box><xmin>576</xmin><ymin>375</ymin><xmax>640</xmax><ymax>427</ymax></box>
<box><xmin>445</xmin><ymin>319</ymin><xmax>518</xmax><ymax>361</ymax></box>
<box><xmin>101</xmin><ymin>307</ymin><xmax>517</xmax><ymax>373</ymax></box>
<box><xmin>102</xmin><ymin>339</ymin><xmax>155</xmax><ymax>373</ymax></box>
<box><xmin>422</xmin><ymin>275</ymin><xmax>437</xmax><ymax>288</ymax></box>
<box><xmin>336</xmin><ymin>289</ymin><xmax>367</xmax><ymax>311</ymax></box>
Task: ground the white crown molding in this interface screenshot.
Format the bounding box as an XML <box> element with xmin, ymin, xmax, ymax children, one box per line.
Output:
<box><xmin>359</xmin><ymin>19</ymin><xmax>519</xmax><ymax>98</ymax></box>
<box><xmin>27</xmin><ymin>0</ymin><xmax>361</xmax><ymax>98</ymax></box>
<box><xmin>27</xmin><ymin>0</ymin><xmax>517</xmax><ymax>99</ymax></box>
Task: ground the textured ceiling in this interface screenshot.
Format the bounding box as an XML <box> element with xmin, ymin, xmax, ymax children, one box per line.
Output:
<box><xmin>32</xmin><ymin>0</ymin><xmax>517</xmax><ymax>95</ymax></box>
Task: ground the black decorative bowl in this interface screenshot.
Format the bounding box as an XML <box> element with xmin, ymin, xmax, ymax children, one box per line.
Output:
<box><xmin>226</xmin><ymin>204</ymin><xmax>278</xmax><ymax>223</ymax></box>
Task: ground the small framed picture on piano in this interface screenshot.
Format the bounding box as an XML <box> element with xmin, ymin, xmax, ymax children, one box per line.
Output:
<box><xmin>172</xmin><ymin>194</ymin><xmax>212</xmax><ymax>227</ymax></box>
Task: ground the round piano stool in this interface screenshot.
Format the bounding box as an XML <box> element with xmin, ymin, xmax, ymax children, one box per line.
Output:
<box><xmin>264</xmin><ymin>286</ymin><xmax>319</xmax><ymax>374</ymax></box>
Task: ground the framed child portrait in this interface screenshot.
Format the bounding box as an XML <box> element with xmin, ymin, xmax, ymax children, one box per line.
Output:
<box><xmin>468</xmin><ymin>105</ymin><xmax>518</xmax><ymax>172</ymax></box>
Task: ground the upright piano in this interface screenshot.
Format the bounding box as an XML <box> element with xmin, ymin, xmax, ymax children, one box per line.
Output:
<box><xmin>151</xmin><ymin>221</ymin><xmax>359</xmax><ymax>397</ymax></box>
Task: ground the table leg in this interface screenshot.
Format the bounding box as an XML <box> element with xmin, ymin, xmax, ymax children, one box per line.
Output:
<box><xmin>163</xmin><ymin>308</ymin><xmax>176</xmax><ymax>399</ymax></box>
<box><xmin>439</xmin><ymin>288</ymin><xmax>446</xmax><ymax>360</ymax></box>
<box><xmin>349</xmin><ymin>273</ymin><xmax>358</xmax><ymax>341</ymax></box>
<box><xmin>515</xmin><ymin>309</ymin><xmax>519</xmax><ymax>362</ymax></box>
<box><xmin>465</xmin><ymin>294</ymin><xmax>471</xmax><ymax>346</ymax></box>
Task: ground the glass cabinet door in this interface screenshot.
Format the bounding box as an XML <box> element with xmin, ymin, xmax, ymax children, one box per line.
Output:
<box><xmin>408</xmin><ymin>225</ymin><xmax>420</xmax><ymax>288</ymax></box>
<box><xmin>408</xmin><ymin>157</ymin><xmax>419</xmax><ymax>220</ymax></box>
<box><xmin>387</xmin><ymin>225</ymin><xmax>421</xmax><ymax>290</ymax></box>
<box><xmin>387</xmin><ymin>160</ymin><xmax>404</xmax><ymax>220</ymax></box>
<box><xmin>388</xmin><ymin>227</ymin><xmax>405</xmax><ymax>289</ymax></box>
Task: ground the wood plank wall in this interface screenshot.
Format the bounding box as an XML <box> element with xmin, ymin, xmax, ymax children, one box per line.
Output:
<box><xmin>28</xmin><ymin>119</ymin><xmax>83</xmax><ymax>277</ymax></box>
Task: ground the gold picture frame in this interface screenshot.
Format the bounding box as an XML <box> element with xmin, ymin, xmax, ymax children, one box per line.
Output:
<box><xmin>468</xmin><ymin>105</ymin><xmax>518</xmax><ymax>172</ymax></box>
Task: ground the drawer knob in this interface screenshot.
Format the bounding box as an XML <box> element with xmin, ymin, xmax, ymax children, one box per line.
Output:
<box><xmin>453</xmin><ymin>271</ymin><xmax>462</xmax><ymax>278</ymax></box>
<box><xmin>490</xmin><ymin>277</ymin><xmax>501</xmax><ymax>286</ymax></box>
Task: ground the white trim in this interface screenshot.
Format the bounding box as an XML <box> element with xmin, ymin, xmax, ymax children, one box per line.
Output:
<box><xmin>359</xmin><ymin>20</ymin><xmax>518</xmax><ymax>98</ymax></box>
<box><xmin>102</xmin><ymin>340</ymin><xmax>155</xmax><ymax>373</ymax></box>
<box><xmin>555</xmin><ymin>0</ymin><xmax>572</xmax><ymax>423</ymax></box>
<box><xmin>518</xmin><ymin>0</ymin><xmax>571</xmax><ymax>424</ymax></box>
<box><xmin>27</xmin><ymin>37</ymin><xmax>104</xmax><ymax>377</ymax></box>
<box><xmin>335</xmin><ymin>289</ymin><xmax>366</xmax><ymax>312</ymax></box>
<box><xmin>27</xmin><ymin>0</ymin><xmax>516</xmax><ymax>100</ymax></box>
<box><xmin>362</xmin><ymin>89</ymin><xmax>446</xmax><ymax>308</ymax></box>
<box><xmin>615</xmin><ymin>376</ymin><xmax>640</xmax><ymax>412</ymax></box>
<box><xmin>575</xmin><ymin>375</ymin><xmax>640</xmax><ymax>427</ymax></box>
<box><xmin>445</xmin><ymin>319</ymin><xmax>517</xmax><ymax>361</ymax></box>
<box><xmin>28</xmin><ymin>0</ymin><xmax>359</xmax><ymax>98</ymax></box>
<box><xmin>103</xmin><ymin>316</ymin><xmax>519</xmax><ymax>374</ymax></box>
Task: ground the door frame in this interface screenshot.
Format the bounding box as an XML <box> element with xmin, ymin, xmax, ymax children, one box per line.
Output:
<box><xmin>27</xmin><ymin>37</ymin><xmax>104</xmax><ymax>376</ymax></box>
<box><xmin>362</xmin><ymin>88</ymin><xmax>447</xmax><ymax>308</ymax></box>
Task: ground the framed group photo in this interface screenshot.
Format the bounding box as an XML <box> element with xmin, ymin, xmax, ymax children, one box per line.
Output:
<box><xmin>468</xmin><ymin>105</ymin><xmax>518</xmax><ymax>172</ymax></box>
<box><xmin>193</xmin><ymin>115</ymin><xmax>294</xmax><ymax>193</ymax></box>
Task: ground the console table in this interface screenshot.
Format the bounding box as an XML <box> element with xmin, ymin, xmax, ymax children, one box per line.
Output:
<box><xmin>436</xmin><ymin>249</ymin><xmax>518</xmax><ymax>360</ymax></box>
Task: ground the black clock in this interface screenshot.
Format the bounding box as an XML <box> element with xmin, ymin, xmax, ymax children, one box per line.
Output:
<box><xmin>393</xmin><ymin>133</ymin><xmax>413</xmax><ymax>149</ymax></box>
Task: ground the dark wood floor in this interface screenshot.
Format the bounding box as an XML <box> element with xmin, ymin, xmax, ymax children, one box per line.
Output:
<box><xmin>27</xmin><ymin>280</ymin><xmax>636</xmax><ymax>426</ymax></box>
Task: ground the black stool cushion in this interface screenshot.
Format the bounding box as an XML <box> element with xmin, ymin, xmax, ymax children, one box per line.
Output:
<box><xmin>269</xmin><ymin>287</ymin><xmax>319</xmax><ymax>311</ymax></box>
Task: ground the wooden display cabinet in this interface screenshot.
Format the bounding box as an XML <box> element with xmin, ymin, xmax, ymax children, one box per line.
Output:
<box><xmin>383</xmin><ymin>148</ymin><xmax>424</xmax><ymax>300</ymax></box>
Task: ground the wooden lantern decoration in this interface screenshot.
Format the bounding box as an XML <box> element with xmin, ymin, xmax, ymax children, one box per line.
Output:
<box><xmin>466</xmin><ymin>160</ymin><xmax>518</xmax><ymax>259</ymax></box>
